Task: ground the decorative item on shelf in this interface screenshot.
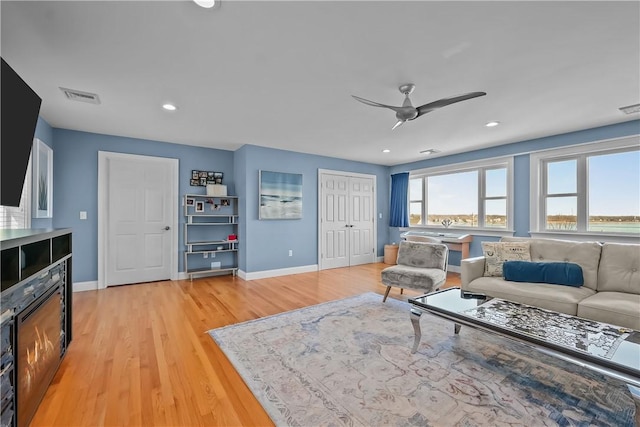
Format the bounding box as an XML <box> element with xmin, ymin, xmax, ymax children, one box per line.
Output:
<box><xmin>221</xmin><ymin>199</ymin><xmax>230</xmax><ymax>206</ymax></box>
<box><xmin>195</xmin><ymin>201</ymin><xmax>205</xmax><ymax>212</ymax></box>
<box><xmin>206</xmin><ymin>183</ymin><xmax>227</xmax><ymax>196</ymax></box>
<box><xmin>441</xmin><ymin>218</ymin><xmax>452</xmax><ymax>228</ymax></box>
<box><xmin>228</xmin><ymin>234</ymin><xmax>237</xmax><ymax>241</ymax></box>
<box><xmin>206</xmin><ymin>198</ymin><xmax>221</xmax><ymax>210</ymax></box>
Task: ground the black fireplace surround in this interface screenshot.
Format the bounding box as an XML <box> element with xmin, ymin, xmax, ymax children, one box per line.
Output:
<box><xmin>1</xmin><ymin>229</ymin><xmax>72</xmax><ymax>427</ymax></box>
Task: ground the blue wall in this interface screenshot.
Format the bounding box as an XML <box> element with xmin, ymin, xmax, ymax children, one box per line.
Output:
<box><xmin>388</xmin><ymin>120</ymin><xmax>640</xmax><ymax>260</ymax></box>
<box><xmin>31</xmin><ymin>118</ymin><xmax>639</xmax><ymax>282</ymax></box>
<box><xmin>51</xmin><ymin>129</ymin><xmax>234</xmax><ymax>283</ymax></box>
<box><xmin>236</xmin><ymin>145</ymin><xmax>389</xmax><ymax>273</ymax></box>
<box><xmin>43</xmin><ymin>128</ymin><xmax>390</xmax><ymax>281</ymax></box>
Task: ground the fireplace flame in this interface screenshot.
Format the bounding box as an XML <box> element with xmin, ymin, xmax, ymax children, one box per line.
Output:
<box><xmin>24</xmin><ymin>326</ymin><xmax>55</xmax><ymax>394</ymax></box>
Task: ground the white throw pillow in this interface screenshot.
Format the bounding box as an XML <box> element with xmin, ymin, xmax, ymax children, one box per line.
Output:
<box><xmin>482</xmin><ymin>241</ymin><xmax>531</xmax><ymax>277</ymax></box>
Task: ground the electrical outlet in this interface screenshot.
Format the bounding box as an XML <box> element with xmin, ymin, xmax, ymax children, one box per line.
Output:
<box><xmin>289</xmin><ymin>249</ymin><xmax>293</xmax><ymax>257</ymax></box>
<box><xmin>203</xmin><ymin>252</ymin><xmax>208</xmax><ymax>259</ymax></box>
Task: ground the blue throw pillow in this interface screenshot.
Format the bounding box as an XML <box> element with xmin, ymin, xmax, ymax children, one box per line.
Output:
<box><xmin>502</xmin><ymin>261</ymin><xmax>584</xmax><ymax>287</ymax></box>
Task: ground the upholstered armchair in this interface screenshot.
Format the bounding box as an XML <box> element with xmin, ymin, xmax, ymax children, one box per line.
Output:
<box><xmin>380</xmin><ymin>240</ymin><xmax>449</xmax><ymax>302</ymax></box>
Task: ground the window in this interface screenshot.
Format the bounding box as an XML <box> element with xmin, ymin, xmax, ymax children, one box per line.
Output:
<box><xmin>409</xmin><ymin>157</ymin><xmax>513</xmax><ymax>231</ymax></box>
<box><xmin>531</xmin><ymin>136</ymin><xmax>640</xmax><ymax>236</ymax></box>
<box><xmin>0</xmin><ymin>156</ymin><xmax>32</xmax><ymax>229</ymax></box>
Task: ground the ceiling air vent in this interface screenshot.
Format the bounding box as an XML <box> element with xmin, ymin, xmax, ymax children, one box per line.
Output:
<box><xmin>60</xmin><ymin>87</ymin><xmax>101</xmax><ymax>105</ymax></box>
<box><xmin>619</xmin><ymin>103</ymin><xmax>640</xmax><ymax>115</ymax></box>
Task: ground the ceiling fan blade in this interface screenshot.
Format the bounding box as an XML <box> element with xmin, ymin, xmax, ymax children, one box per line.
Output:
<box><xmin>352</xmin><ymin>95</ymin><xmax>404</xmax><ymax>113</ymax></box>
<box><xmin>391</xmin><ymin>120</ymin><xmax>406</xmax><ymax>130</ymax></box>
<box><xmin>416</xmin><ymin>92</ymin><xmax>486</xmax><ymax>117</ymax></box>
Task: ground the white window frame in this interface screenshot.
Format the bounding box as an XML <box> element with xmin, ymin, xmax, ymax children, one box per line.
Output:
<box><xmin>409</xmin><ymin>156</ymin><xmax>514</xmax><ymax>237</ymax></box>
<box><xmin>0</xmin><ymin>154</ymin><xmax>32</xmax><ymax>229</ymax></box>
<box><xmin>530</xmin><ymin>135</ymin><xmax>640</xmax><ymax>243</ymax></box>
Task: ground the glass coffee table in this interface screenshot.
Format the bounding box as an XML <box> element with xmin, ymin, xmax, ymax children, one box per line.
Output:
<box><xmin>409</xmin><ymin>287</ymin><xmax>640</xmax><ymax>423</ymax></box>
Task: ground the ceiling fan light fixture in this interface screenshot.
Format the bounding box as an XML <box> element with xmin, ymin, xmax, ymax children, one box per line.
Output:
<box><xmin>162</xmin><ymin>103</ymin><xmax>177</xmax><ymax>111</ymax></box>
<box><xmin>194</xmin><ymin>0</ymin><xmax>216</xmax><ymax>8</ymax></box>
<box><xmin>419</xmin><ymin>149</ymin><xmax>439</xmax><ymax>155</ymax></box>
<box><xmin>619</xmin><ymin>103</ymin><xmax>640</xmax><ymax>114</ymax></box>
<box><xmin>485</xmin><ymin>121</ymin><xmax>500</xmax><ymax>127</ymax></box>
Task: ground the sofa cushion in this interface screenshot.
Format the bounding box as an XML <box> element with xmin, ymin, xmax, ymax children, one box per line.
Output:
<box><xmin>482</xmin><ymin>241</ymin><xmax>530</xmax><ymax>277</ymax></box>
<box><xmin>463</xmin><ymin>276</ymin><xmax>596</xmax><ymax>315</ymax></box>
<box><xmin>578</xmin><ymin>292</ymin><xmax>640</xmax><ymax>330</ymax></box>
<box><xmin>502</xmin><ymin>261</ymin><xmax>584</xmax><ymax>287</ymax></box>
<box><xmin>597</xmin><ymin>243</ymin><xmax>640</xmax><ymax>294</ymax></box>
<box><xmin>501</xmin><ymin>237</ymin><xmax>602</xmax><ymax>291</ymax></box>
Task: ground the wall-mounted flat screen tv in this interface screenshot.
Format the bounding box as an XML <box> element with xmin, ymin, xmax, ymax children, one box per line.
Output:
<box><xmin>1</xmin><ymin>57</ymin><xmax>42</xmax><ymax>207</ymax></box>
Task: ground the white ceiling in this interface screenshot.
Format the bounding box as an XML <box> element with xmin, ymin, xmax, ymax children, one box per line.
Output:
<box><xmin>2</xmin><ymin>1</ymin><xmax>639</xmax><ymax>166</ymax></box>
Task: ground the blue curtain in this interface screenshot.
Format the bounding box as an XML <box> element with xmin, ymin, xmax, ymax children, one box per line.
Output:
<box><xmin>389</xmin><ymin>172</ymin><xmax>409</xmax><ymax>227</ymax></box>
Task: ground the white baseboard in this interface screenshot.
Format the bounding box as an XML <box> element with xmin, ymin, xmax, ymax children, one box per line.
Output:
<box><xmin>448</xmin><ymin>265</ymin><xmax>461</xmax><ymax>274</ymax></box>
<box><xmin>239</xmin><ymin>264</ymin><xmax>319</xmax><ymax>281</ymax></box>
<box><xmin>177</xmin><ymin>271</ymin><xmax>188</xmax><ymax>281</ymax></box>
<box><xmin>73</xmin><ymin>280</ymin><xmax>98</xmax><ymax>292</ymax></box>
<box><xmin>376</xmin><ymin>256</ymin><xmax>384</xmax><ymax>263</ymax></box>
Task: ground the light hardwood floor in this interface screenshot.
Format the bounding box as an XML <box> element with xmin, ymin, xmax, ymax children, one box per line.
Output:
<box><xmin>31</xmin><ymin>263</ymin><xmax>461</xmax><ymax>427</ymax></box>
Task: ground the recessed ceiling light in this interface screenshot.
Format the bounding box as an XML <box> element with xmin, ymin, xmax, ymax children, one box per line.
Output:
<box><xmin>419</xmin><ymin>149</ymin><xmax>439</xmax><ymax>155</ymax></box>
<box><xmin>194</xmin><ymin>0</ymin><xmax>216</xmax><ymax>8</ymax></box>
<box><xmin>382</xmin><ymin>149</ymin><xmax>390</xmax><ymax>153</ymax></box>
<box><xmin>485</xmin><ymin>121</ymin><xmax>500</xmax><ymax>127</ymax></box>
<box><xmin>162</xmin><ymin>103</ymin><xmax>177</xmax><ymax>111</ymax></box>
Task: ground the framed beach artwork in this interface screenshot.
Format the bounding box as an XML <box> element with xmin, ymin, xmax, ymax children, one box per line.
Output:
<box><xmin>259</xmin><ymin>170</ymin><xmax>302</xmax><ymax>220</ymax></box>
<box><xmin>33</xmin><ymin>138</ymin><xmax>53</xmax><ymax>218</ymax></box>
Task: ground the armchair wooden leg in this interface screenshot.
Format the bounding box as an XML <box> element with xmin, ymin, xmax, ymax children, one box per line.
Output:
<box><xmin>400</xmin><ymin>288</ymin><xmax>404</xmax><ymax>295</ymax></box>
<box><xmin>382</xmin><ymin>286</ymin><xmax>392</xmax><ymax>302</ymax></box>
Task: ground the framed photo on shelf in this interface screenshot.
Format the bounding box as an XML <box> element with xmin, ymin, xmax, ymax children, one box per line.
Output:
<box><xmin>186</xmin><ymin>198</ymin><xmax>194</xmax><ymax>207</ymax></box>
<box><xmin>195</xmin><ymin>201</ymin><xmax>205</xmax><ymax>212</ymax></box>
<box><xmin>33</xmin><ymin>138</ymin><xmax>53</xmax><ymax>218</ymax></box>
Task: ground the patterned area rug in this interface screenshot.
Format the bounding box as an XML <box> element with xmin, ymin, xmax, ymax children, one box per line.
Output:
<box><xmin>209</xmin><ymin>292</ymin><xmax>635</xmax><ymax>426</ymax></box>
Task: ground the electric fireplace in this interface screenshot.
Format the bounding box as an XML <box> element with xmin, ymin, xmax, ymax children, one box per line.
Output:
<box><xmin>0</xmin><ymin>229</ymin><xmax>72</xmax><ymax>427</ymax></box>
<box><xmin>16</xmin><ymin>285</ymin><xmax>63</xmax><ymax>427</ymax></box>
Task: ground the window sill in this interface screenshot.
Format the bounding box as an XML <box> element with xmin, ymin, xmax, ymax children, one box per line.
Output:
<box><xmin>403</xmin><ymin>226</ymin><xmax>515</xmax><ymax>238</ymax></box>
<box><xmin>529</xmin><ymin>231</ymin><xmax>640</xmax><ymax>244</ymax></box>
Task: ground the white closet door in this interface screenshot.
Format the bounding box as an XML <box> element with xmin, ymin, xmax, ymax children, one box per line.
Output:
<box><xmin>320</xmin><ymin>173</ymin><xmax>350</xmax><ymax>269</ymax></box>
<box><xmin>319</xmin><ymin>170</ymin><xmax>376</xmax><ymax>270</ymax></box>
<box><xmin>348</xmin><ymin>176</ymin><xmax>375</xmax><ymax>266</ymax></box>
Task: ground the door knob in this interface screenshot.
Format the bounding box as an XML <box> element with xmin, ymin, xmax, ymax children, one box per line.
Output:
<box><xmin>164</xmin><ymin>226</ymin><xmax>171</xmax><ymax>230</ymax></box>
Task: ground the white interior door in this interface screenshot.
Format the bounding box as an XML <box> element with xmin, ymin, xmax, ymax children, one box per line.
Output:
<box><xmin>348</xmin><ymin>176</ymin><xmax>375</xmax><ymax>266</ymax></box>
<box><xmin>319</xmin><ymin>170</ymin><xmax>376</xmax><ymax>270</ymax></box>
<box><xmin>99</xmin><ymin>152</ymin><xmax>178</xmax><ymax>287</ymax></box>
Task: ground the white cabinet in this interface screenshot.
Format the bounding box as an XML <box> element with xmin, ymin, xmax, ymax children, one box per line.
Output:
<box><xmin>183</xmin><ymin>194</ymin><xmax>238</xmax><ymax>279</ymax></box>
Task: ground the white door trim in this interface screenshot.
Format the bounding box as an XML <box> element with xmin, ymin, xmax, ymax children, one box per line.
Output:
<box><xmin>317</xmin><ymin>168</ymin><xmax>377</xmax><ymax>269</ymax></box>
<box><xmin>98</xmin><ymin>151</ymin><xmax>179</xmax><ymax>289</ymax></box>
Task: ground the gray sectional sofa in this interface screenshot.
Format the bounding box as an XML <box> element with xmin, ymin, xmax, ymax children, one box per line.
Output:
<box><xmin>461</xmin><ymin>237</ymin><xmax>640</xmax><ymax>330</ymax></box>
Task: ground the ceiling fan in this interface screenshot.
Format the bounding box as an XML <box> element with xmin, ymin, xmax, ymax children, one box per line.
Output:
<box><xmin>352</xmin><ymin>84</ymin><xmax>486</xmax><ymax>130</ymax></box>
